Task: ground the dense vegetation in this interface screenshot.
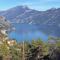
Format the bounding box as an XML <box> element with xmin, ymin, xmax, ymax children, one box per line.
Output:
<box><xmin>0</xmin><ymin>30</ymin><xmax>60</xmax><ymax>60</ymax></box>
<box><xmin>0</xmin><ymin>17</ymin><xmax>60</xmax><ymax>60</ymax></box>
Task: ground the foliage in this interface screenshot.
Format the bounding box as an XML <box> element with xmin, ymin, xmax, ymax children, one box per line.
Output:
<box><xmin>0</xmin><ymin>29</ymin><xmax>60</xmax><ymax>60</ymax></box>
<box><xmin>0</xmin><ymin>41</ymin><xmax>10</xmax><ymax>56</ymax></box>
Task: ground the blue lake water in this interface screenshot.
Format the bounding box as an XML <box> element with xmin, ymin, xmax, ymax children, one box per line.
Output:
<box><xmin>8</xmin><ymin>23</ymin><xmax>48</xmax><ymax>42</ymax></box>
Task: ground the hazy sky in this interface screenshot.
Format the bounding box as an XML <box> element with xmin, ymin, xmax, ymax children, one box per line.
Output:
<box><xmin>0</xmin><ymin>0</ymin><xmax>60</xmax><ymax>11</ymax></box>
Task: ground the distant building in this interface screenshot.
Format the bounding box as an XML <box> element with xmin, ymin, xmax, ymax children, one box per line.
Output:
<box><xmin>48</xmin><ymin>39</ymin><xmax>56</xmax><ymax>44</ymax></box>
<box><xmin>7</xmin><ymin>40</ymin><xmax>16</xmax><ymax>46</ymax></box>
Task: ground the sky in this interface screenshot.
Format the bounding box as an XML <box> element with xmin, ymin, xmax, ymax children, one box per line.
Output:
<box><xmin>0</xmin><ymin>0</ymin><xmax>60</xmax><ymax>11</ymax></box>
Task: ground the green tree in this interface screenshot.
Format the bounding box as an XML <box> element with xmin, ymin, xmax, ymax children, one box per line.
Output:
<box><xmin>9</xmin><ymin>44</ymin><xmax>22</xmax><ymax>60</ymax></box>
<box><xmin>0</xmin><ymin>42</ymin><xmax>10</xmax><ymax>56</ymax></box>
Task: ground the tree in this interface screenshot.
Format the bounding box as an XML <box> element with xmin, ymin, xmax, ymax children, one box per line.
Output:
<box><xmin>9</xmin><ymin>44</ymin><xmax>22</xmax><ymax>60</ymax></box>
<box><xmin>0</xmin><ymin>42</ymin><xmax>10</xmax><ymax>57</ymax></box>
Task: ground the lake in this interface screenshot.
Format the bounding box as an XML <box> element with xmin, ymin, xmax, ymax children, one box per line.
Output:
<box><xmin>8</xmin><ymin>23</ymin><xmax>48</xmax><ymax>42</ymax></box>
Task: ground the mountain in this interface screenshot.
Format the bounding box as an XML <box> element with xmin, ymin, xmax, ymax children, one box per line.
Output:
<box><xmin>0</xmin><ymin>6</ymin><xmax>60</xmax><ymax>37</ymax></box>
<box><xmin>0</xmin><ymin>6</ymin><xmax>41</xmax><ymax>23</ymax></box>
